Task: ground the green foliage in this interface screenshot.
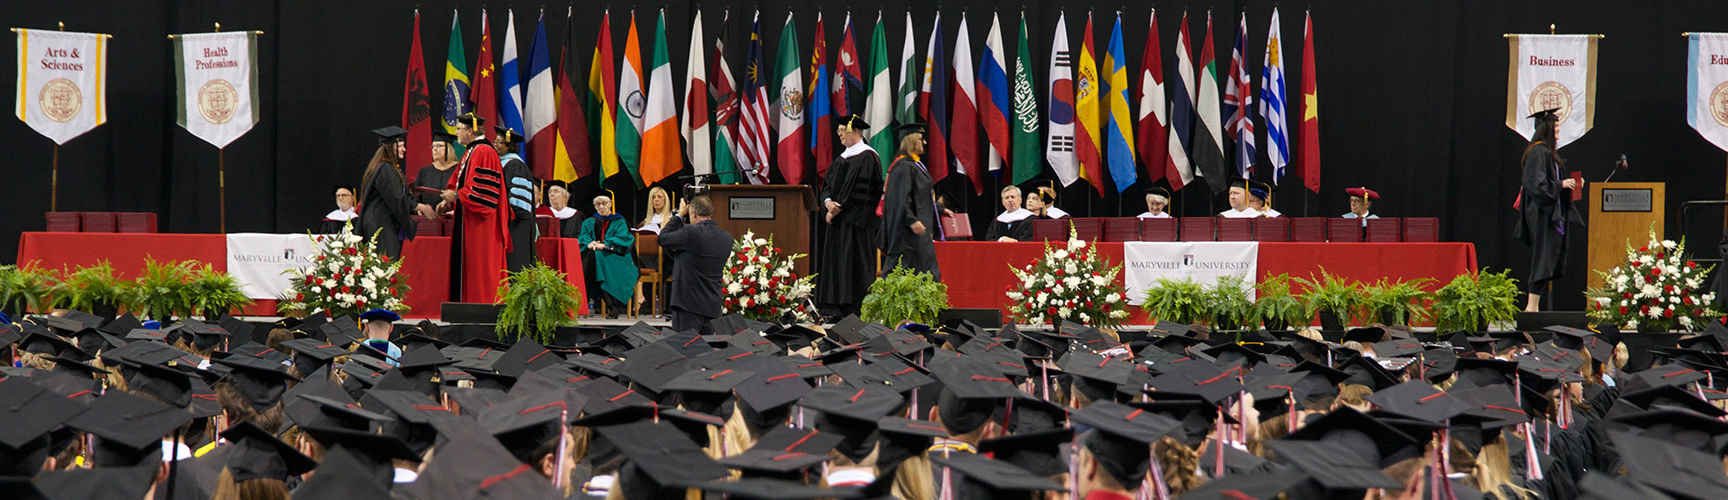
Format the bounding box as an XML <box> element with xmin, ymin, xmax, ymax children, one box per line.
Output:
<box><xmin>1205</xmin><ymin>274</ymin><xmax>1257</xmax><ymax>330</ymax></box>
<box><xmin>130</xmin><ymin>258</ymin><xmax>197</xmax><ymax>320</ymax></box>
<box><xmin>1363</xmin><ymin>278</ymin><xmax>1435</xmax><ymax>325</ymax></box>
<box><xmin>1140</xmin><ymin>278</ymin><xmax>1209</xmax><ymax>326</ymax></box>
<box><xmin>1296</xmin><ymin>269</ymin><xmax>1367</xmax><ymax>327</ymax></box>
<box><xmin>862</xmin><ymin>266</ymin><xmax>950</xmax><ymax>327</ymax></box>
<box><xmin>187</xmin><ymin>263</ymin><xmax>255</xmax><ymax>318</ymax></box>
<box><xmin>1432</xmin><ymin>269</ymin><xmax>1522</xmax><ymax>333</ymax></box>
<box><xmin>51</xmin><ymin>261</ymin><xmax>129</xmax><ymax>313</ymax></box>
<box><xmin>496</xmin><ymin>263</ymin><xmax>582</xmax><ymax>344</ymax></box>
<box><xmin>1254</xmin><ymin>274</ymin><xmax>1313</xmax><ymax>329</ymax></box>
<box><xmin>0</xmin><ymin>262</ymin><xmax>61</xmax><ymax>315</ymax></box>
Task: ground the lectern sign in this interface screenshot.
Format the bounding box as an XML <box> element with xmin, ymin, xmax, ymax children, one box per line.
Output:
<box><xmin>728</xmin><ymin>197</ymin><xmax>776</xmax><ymax>219</ymax></box>
<box><xmin>1687</xmin><ymin>33</ymin><xmax>1728</xmax><ymax>151</ymax></box>
<box><xmin>1505</xmin><ymin>34</ymin><xmax>1598</xmax><ymax>149</ymax></box>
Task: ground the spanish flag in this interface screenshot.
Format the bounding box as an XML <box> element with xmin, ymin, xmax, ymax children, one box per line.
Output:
<box><xmin>1074</xmin><ymin>13</ymin><xmax>1104</xmax><ymax>196</ymax></box>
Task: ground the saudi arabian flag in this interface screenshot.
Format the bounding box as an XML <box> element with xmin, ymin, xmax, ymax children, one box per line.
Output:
<box><xmin>442</xmin><ymin>14</ymin><xmax>471</xmax><ymax>135</ymax></box>
<box><xmin>864</xmin><ymin>13</ymin><xmax>894</xmax><ymax>173</ymax></box>
<box><xmin>1009</xmin><ymin>15</ymin><xmax>1041</xmax><ymax>184</ymax></box>
<box><xmin>174</xmin><ymin>32</ymin><xmax>258</xmax><ymax>148</ymax></box>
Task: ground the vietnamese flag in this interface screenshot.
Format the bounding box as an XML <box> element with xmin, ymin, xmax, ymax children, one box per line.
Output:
<box><xmin>402</xmin><ymin>11</ymin><xmax>432</xmax><ymax>178</ymax></box>
<box><xmin>1297</xmin><ymin>12</ymin><xmax>1320</xmax><ymax>193</ymax></box>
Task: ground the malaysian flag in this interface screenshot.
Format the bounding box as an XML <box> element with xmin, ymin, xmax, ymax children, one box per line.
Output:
<box><xmin>738</xmin><ymin>11</ymin><xmax>772</xmax><ymax>183</ymax></box>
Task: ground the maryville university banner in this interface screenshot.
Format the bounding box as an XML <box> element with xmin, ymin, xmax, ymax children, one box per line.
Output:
<box><xmin>1505</xmin><ymin>34</ymin><xmax>1598</xmax><ymax>148</ymax></box>
<box><xmin>14</xmin><ymin>29</ymin><xmax>107</xmax><ymax>144</ymax></box>
<box><xmin>1122</xmin><ymin>242</ymin><xmax>1259</xmax><ymax>306</ymax></box>
<box><xmin>1688</xmin><ymin>33</ymin><xmax>1728</xmax><ymax>152</ymax></box>
<box><xmin>175</xmin><ymin>32</ymin><xmax>258</xmax><ymax>148</ymax></box>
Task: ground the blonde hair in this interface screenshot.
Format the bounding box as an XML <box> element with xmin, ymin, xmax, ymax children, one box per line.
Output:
<box><xmin>640</xmin><ymin>187</ymin><xmax>674</xmax><ymax>228</ymax></box>
<box><xmin>19</xmin><ymin>351</ymin><xmax>56</xmax><ymax>371</ymax></box>
<box><xmin>1337</xmin><ymin>384</ymin><xmax>1373</xmax><ymax>408</ymax></box>
<box><xmin>1474</xmin><ymin>437</ymin><xmax>1536</xmax><ymax>500</ymax></box>
<box><xmin>212</xmin><ymin>467</ymin><xmax>291</xmax><ymax>500</ymax></box>
<box><xmin>894</xmin><ymin>452</ymin><xmax>937</xmax><ymax>500</ymax></box>
<box><xmin>1156</xmin><ymin>436</ymin><xmax>1206</xmax><ymax>495</ymax></box>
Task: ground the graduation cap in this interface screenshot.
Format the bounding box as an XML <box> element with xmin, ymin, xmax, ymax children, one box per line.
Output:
<box><xmin>291</xmin><ymin>393</ymin><xmax>393</xmax><ymax>431</ymax></box>
<box><xmin>691</xmin><ymin>478</ymin><xmax>868</xmax><ymax>500</ymax></box>
<box><xmin>1610</xmin><ymin>406</ymin><xmax>1728</xmax><ymax>454</ymax></box>
<box><xmin>1619</xmin><ymin>384</ymin><xmax>1728</xmax><ymax>417</ymax></box>
<box><xmin>27</xmin><ymin>464</ymin><xmax>160</xmax><ymax>500</ymax></box>
<box><xmin>1339</xmin><ymin>355</ymin><xmax>1400</xmax><ymax>391</ymax></box>
<box><xmin>718</xmin><ymin>426</ymin><xmax>843</xmax><ymax>478</ymax></box>
<box><xmin>1370</xmin><ymin>339</ymin><xmax>1426</xmax><ymax>359</ymax></box>
<box><xmin>429</xmin><ymin>129</ymin><xmax>457</xmax><ymax>146</ymax></box>
<box><xmin>0</xmin><ymin>378</ymin><xmax>86</xmax><ymax>475</ymax></box>
<box><xmin>976</xmin><ymin>428</ymin><xmax>1073</xmax><ymax>477</ymax></box>
<box><xmin>929</xmin><ymin>452</ymin><xmax>1067</xmax><ymax>498</ymax></box>
<box><xmin>598</xmin><ymin>421</ymin><xmax>733</xmax><ymax>495</ymax></box>
<box><xmin>660</xmin><ymin>366</ymin><xmax>752</xmax><ymax>416</ymax></box>
<box><xmin>1453</xmin><ymin>358</ymin><xmax>1518</xmax><ymax>388</ymax></box>
<box><xmin>177</xmin><ymin>318</ymin><xmax>232</xmax><ymax>351</ymax></box>
<box><xmin>836</xmin><ymin>113</ymin><xmax>872</xmax><ymax>131</ymax></box>
<box><xmin>1611</xmin><ymin>430</ymin><xmax>1728</xmax><ymax>500</ymax></box>
<box><xmin>930</xmin><ymin>358</ymin><xmax>1021</xmax><ymax>434</ymax></box>
<box><xmin>799</xmin><ymin>385</ymin><xmax>902</xmax><ymax>462</ymax></box>
<box><xmin>1059</xmin><ymin>349</ymin><xmax>1133</xmax><ymax>404</ymax></box>
<box><xmin>66</xmin><ymin>390</ymin><xmax>194</xmax><ymax>466</ymax></box>
<box><xmin>1344</xmin><ymin>187</ymin><xmax>1380</xmax><ymax>202</ymax></box>
<box><xmin>1365</xmin><ymin>380</ymin><xmax>1472</xmax><ymax>423</ymax></box>
<box><xmin>17</xmin><ymin>331</ymin><xmax>76</xmax><ymax>357</ymax></box>
<box><xmin>1283</xmin><ymin>407</ymin><xmax>1419</xmax><ymax>468</ymax></box>
<box><xmin>1145</xmin><ymin>362</ymin><xmax>1246</xmax><ymax>405</ymax></box>
<box><xmin>732</xmin><ymin>358</ymin><xmax>814</xmax><ymax>431</ymax></box>
<box><xmin>1178</xmin><ymin>471</ymin><xmax>1310</xmax><ymax>500</ymax></box>
<box><xmin>492</xmin><ymin>125</ymin><xmax>523</xmax><ymax>144</ymax></box>
<box><xmin>1069</xmin><ymin>401</ymin><xmax>1181</xmax><ymax>486</ymax></box>
<box><xmin>1263</xmin><ymin>440</ymin><xmax>1401</xmax><ymax>490</ymax></box>
<box><xmin>1342</xmin><ymin>327</ymin><xmax>1387</xmax><ymax>344</ymax></box>
<box><xmin>218</xmin><ymin>421</ymin><xmax>317</xmax><ymax>481</ymax></box>
<box><xmin>1527</xmin><ymin>107</ymin><xmax>1561</xmax><ymax>123</ymax></box>
<box><xmin>372</xmin><ymin>125</ymin><xmax>407</xmax><ymax>144</ymax></box>
<box><xmin>212</xmin><ymin>355</ymin><xmax>302</xmax><ymax>412</ymax></box>
<box><xmin>1576</xmin><ymin>472</ymin><xmax>1678</xmax><ymax>500</ymax></box>
<box><xmin>1203</xmin><ymin>342</ymin><xmax>1269</xmax><ymax>366</ymax></box>
<box><xmin>299</xmin><ymin>426</ymin><xmax>423</xmax><ymax>485</ymax></box>
<box><xmin>288</xmin><ymin>446</ymin><xmax>394</xmax><ymax>500</ymax></box>
<box><xmin>895</xmin><ymin>122</ymin><xmax>929</xmax><ymax>142</ymax></box>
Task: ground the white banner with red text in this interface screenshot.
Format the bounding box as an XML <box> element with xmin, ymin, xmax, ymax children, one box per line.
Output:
<box><xmin>1122</xmin><ymin>242</ymin><xmax>1259</xmax><ymax>306</ymax></box>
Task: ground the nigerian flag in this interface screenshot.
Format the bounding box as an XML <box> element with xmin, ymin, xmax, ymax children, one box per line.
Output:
<box><xmin>864</xmin><ymin>14</ymin><xmax>894</xmax><ymax>173</ymax></box>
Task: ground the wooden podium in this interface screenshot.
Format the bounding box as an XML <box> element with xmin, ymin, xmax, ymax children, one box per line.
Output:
<box><xmin>1586</xmin><ymin>182</ymin><xmax>1664</xmax><ymax>289</ymax></box>
<box><xmin>707</xmin><ymin>184</ymin><xmax>817</xmax><ymax>276</ymax></box>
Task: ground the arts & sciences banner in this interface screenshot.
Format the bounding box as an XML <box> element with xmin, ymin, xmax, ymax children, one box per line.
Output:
<box><xmin>14</xmin><ymin>29</ymin><xmax>107</xmax><ymax>144</ymax></box>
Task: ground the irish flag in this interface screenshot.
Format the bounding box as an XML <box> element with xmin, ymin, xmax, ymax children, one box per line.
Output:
<box><xmin>638</xmin><ymin>9</ymin><xmax>682</xmax><ymax>186</ymax></box>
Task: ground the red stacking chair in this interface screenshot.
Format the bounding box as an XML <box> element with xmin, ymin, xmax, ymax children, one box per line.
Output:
<box><xmin>116</xmin><ymin>213</ymin><xmax>158</xmax><ymax>233</ymax></box>
<box><xmin>80</xmin><ymin>212</ymin><xmax>117</xmax><ymax>233</ymax></box>
<box><xmin>1328</xmin><ymin>218</ymin><xmax>1364</xmax><ymax>242</ymax></box>
<box><xmin>1070</xmin><ymin>218</ymin><xmax>1103</xmax><ymax>242</ymax></box>
<box><xmin>414</xmin><ymin>215</ymin><xmax>445</xmax><ymax>237</ymax></box>
<box><xmin>1102</xmin><ymin>218</ymin><xmax>1142</xmax><ymax>242</ymax></box>
<box><xmin>1366</xmin><ymin>218</ymin><xmax>1403</xmax><ymax>242</ymax></box>
<box><xmin>1290</xmin><ymin>218</ymin><xmax>1327</xmax><ymax>242</ymax></box>
<box><xmin>1031</xmin><ymin>219</ymin><xmax>1067</xmax><ymax>242</ymax></box>
<box><xmin>1216</xmin><ymin>218</ymin><xmax>1254</xmax><ymax>241</ymax></box>
<box><xmin>45</xmin><ymin>212</ymin><xmax>81</xmax><ymax>232</ymax></box>
<box><xmin>1402</xmin><ymin>217</ymin><xmax>1439</xmax><ymax>242</ymax></box>
<box><xmin>1141</xmin><ymin>218</ymin><xmax>1178</xmax><ymax>241</ymax></box>
<box><xmin>1180</xmin><ymin>218</ymin><xmax>1215</xmax><ymax>242</ymax></box>
<box><xmin>1253</xmin><ymin>217</ymin><xmax>1290</xmax><ymax>242</ymax></box>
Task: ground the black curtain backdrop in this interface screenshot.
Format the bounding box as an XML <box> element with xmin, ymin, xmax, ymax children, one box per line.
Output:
<box><xmin>6</xmin><ymin>1</ymin><xmax>1728</xmax><ymax>311</ymax></box>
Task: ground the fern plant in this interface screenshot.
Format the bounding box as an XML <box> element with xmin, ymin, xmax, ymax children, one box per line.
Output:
<box><xmin>1255</xmin><ymin>274</ymin><xmax>1312</xmax><ymax>330</ymax></box>
<box><xmin>51</xmin><ymin>261</ymin><xmax>129</xmax><ymax>314</ymax></box>
<box><xmin>1140</xmin><ymin>277</ymin><xmax>1209</xmax><ymax>326</ymax></box>
<box><xmin>187</xmin><ymin>263</ymin><xmax>255</xmax><ymax>318</ymax></box>
<box><xmin>862</xmin><ymin>266</ymin><xmax>950</xmax><ymax>327</ymax></box>
<box><xmin>496</xmin><ymin>263</ymin><xmax>582</xmax><ymax>344</ymax></box>
<box><xmin>131</xmin><ymin>258</ymin><xmax>196</xmax><ymax>320</ymax></box>
<box><xmin>1432</xmin><ymin>269</ymin><xmax>1522</xmax><ymax>333</ymax></box>
<box><xmin>1297</xmin><ymin>269</ymin><xmax>1367</xmax><ymax>328</ymax></box>
<box><xmin>1364</xmin><ymin>278</ymin><xmax>1436</xmax><ymax>326</ymax></box>
<box><xmin>0</xmin><ymin>263</ymin><xmax>61</xmax><ymax>315</ymax></box>
<box><xmin>1205</xmin><ymin>274</ymin><xmax>1257</xmax><ymax>331</ymax></box>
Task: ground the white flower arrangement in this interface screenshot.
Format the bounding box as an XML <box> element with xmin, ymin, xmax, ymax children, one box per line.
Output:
<box><xmin>278</xmin><ymin>222</ymin><xmax>410</xmax><ymax>318</ymax></box>
<box><xmin>1005</xmin><ymin>228</ymin><xmax>1131</xmax><ymax>327</ymax></box>
<box><xmin>1586</xmin><ymin>229</ymin><xmax>1722</xmax><ymax>332</ymax></box>
<box><xmin>721</xmin><ymin>230</ymin><xmax>816</xmax><ymax>322</ymax></box>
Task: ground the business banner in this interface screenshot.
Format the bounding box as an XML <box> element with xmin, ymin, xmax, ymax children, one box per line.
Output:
<box><xmin>1505</xmin><ymin>34</ymin><xmax>1598</xmax><ymax>148</ymax></box>
<box><xmin>226</xmin><ymin>233</ymin><xmax>316</xmax><ymax>299</ymax></box>
<box><xmin>174</xmin><ymin>32</ymin><xmax>258</xmax><ymax>148</ymax></box>
<box><xmin>1123</xmin><ymin>242</ymin><xmax>1258</xmax><ymax>305</ymax></box>
<box><xmin>15</xmin><ymin>29</ymin><xmax>108</xmax><ymax>144</ymax></box>
<box><xmin>1688</xmin><ymin>33</ymin><xmax>1728</xmax><ymax>152</ymax></box>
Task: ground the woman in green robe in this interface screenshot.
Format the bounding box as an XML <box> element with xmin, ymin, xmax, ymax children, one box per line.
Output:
<box><xmin>579</xmin><ymin>195</ymin><xmax>636</xmax><ymax>316</ymax></box>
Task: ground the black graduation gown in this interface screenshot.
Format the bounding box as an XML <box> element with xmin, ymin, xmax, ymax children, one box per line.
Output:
<box><xmin>982</xmin><ymin>215</ymin><xmax>1034</xmax><ymax>242</ymax></box>
<box><xmin>411</xmin><ymin>164</ymin><xmax>456</xmax><ymax>207</ymax></box>
<box><xmin>878</xmin><ymin>155</ymin><xmax>940</xmax><ymax>281</ymax></box>
<box><xmin>1514</xmin><ymin>146</ymin><xmax>1583</xmax><ymax>291</ymax></box>
<box><xmin>501</xmin><ymin>154</ymin><xmax>536</xmax><ymax>273</ymax></box>
<box><xmin>359</xmin><ymin>162</ymin><xmax>418</xmax><ymax>259</ymax></box>
<box><xmin>815</xmin><ymin>146</ymin><xmax>884</xmax><ymax>313</ymax></box>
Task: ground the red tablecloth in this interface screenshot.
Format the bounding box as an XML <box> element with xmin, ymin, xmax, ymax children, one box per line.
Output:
<box><xmin>935</xmin><ymin>241</ymin><xmax>1477</xmax><ymax>324</ymax></box>
<box><xmin>16</xmin><ymin>232</ymin><xmax>590</xmax><ymax>319</ymax></box>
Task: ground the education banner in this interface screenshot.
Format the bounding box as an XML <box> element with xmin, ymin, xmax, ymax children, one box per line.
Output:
<box><xmin>1122</xmin><ymin>242</ymin><xmax>1258</xmax><ymax>305</ymax></box>
<box><xmin>15</xmin><ymin>29</ymin><xmax>108</xmax><ymax>144</ymax></box>
<box><xmin>1505</xmin><ymin>34</ymin><xmax>1598</xmax><ymax>148</ymax></box>
<box><xmin>226</xmin><ymin>233</ymin><xmax>316</xmax><ymax>300</ymax></box>
<box><xmin>174</xmin><ymin>32</ymin><xmax>258</xmax><ymax>148</ymax></box>
<box><xmin>1687</xmin><ymin>33</ymin><xmax>1728</xmax><ymax>151</ymax></box>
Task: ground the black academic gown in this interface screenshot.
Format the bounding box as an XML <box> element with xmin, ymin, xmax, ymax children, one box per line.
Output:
<box><xmin>879</xmin><ymin>154</ymin><xmax>940</xmax><ymax>281</ymax></box>
<box><xmin>816</xmin><ymin>145</ymin><xmax>884</xmax><ymax>314</ymax></box>
<box><xmin>1514</xmin><ymin>146</ymin><xmax>1583</xmax><ymax>292</ymax></box>
<box><xmin>359</xmin><ymin>162</ymin><xmax>418</xmax><ymax>259</ymax></box>
<box><xmin>411</xmin><ymin>164</ymin><xmax>456</xmax><ymax>207</ymax></box>
<box><xmin>501</xmin><ymin>153</ymin><xmax>536</xmax><ymax>273</ymax></box>
<box><xmin>983</xmin><ymin>213</ymin><xmax>1035</xmax><ymax>242</ymax></box>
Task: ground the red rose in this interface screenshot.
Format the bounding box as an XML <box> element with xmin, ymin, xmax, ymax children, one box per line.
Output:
<box><xmin>1047</xmin><ymin>307</ymin><xmax>1059</xmax><ymax>317</ymax></box>
<box><xmin>1619</xmin><ymin>306</ymin><xmax>1629</xmax><ymax>315</ymax></box>
<box><xmin>1665</xmin><ymin>309</ymin><xmax>1675</xmax><ymax>318</ymax></box>
<box><xmin>1666</xmin><ymin>285</ymin><xmax>1675</xmax><ymax>294</ymax></box>
<box><xmin>1640</xmin><ymin>305</ymin><xmax>1650</xmax><ymax>315</ymax></box>
<box><xmin>1640</xmin><ymin>245</ymin><xmax>1649</xmax><ymax>252</ymax></box>
<box><xmin>1623</xmin><ymin>292</ymin><xmax>1633</xmax><ymax>299</ymax></box>
<box><xmin>1631</xmin><ymin>261</ymin><xmax>1641</xmax><ymax>267</ymax></box>
<box><xmin>1054</xmin><ymin>269</ymin><xmax>1064</xmax><ymax>276</ymax></box>
<box><xmin>1652</xmin><ymin>267</ymin><xmax>1663</xmax><ymax>276</ymax></box>
<box><xmin>1696</xmin><ymin>309</ymin><xmax>1705</xmax><ymax>316</ymax></box>
<box><xmin>381</xmin><ymin>255</ymin><xmax>390</xmax><ymax>262</ymax></box>
<box><xmin>1658</xmin><ymin>252</ymin><xmax>1666</xmax><ymax>259</ymax></box>
<box><xmin>1684</xmin><ymin>296</ymin><xmax>1694</xmax><ymax>306</ymax></box>
<box><xmin>296</xmin><ymin>293</ymin><xmax>305</xmax><ymax>302</ymax></box>
<box><xmin>1689</xmin><ymin>261</ymin><xmax>1700</xmax><ymax>269</ymax></box>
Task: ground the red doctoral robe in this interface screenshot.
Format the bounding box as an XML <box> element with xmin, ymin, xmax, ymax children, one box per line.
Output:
<box><xmin>446</xmin><ymin>139</ymin><xmax>512</xmax><ymax>303</ymax></box>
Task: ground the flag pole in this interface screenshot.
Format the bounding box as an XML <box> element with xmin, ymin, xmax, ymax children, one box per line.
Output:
<box><xmin>220</xmin><ymin>148</ymin><xmax>227</xmax><ymax>233</ymax></box>
<box><xmin>50</xmin><ymin>146</ymin><xmax>59</xmax><ymax>212</ymax></box>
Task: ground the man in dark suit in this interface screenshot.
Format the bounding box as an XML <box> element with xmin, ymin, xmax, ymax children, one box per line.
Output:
<box><xmin>659</xmin><ymin>195</ymin><xmax>733</xmax><ymax>334</ymax></box>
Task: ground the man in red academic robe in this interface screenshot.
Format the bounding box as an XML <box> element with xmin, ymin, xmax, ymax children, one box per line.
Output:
<box><xmin>439</xmin><ymin>113</ymin><xmax>512</xmax><ymax>303</ymax></box>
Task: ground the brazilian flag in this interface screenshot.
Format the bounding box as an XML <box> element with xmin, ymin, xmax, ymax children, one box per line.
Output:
<box><xmin>442</xmin><ymin>14</ymin><xmax>471</xmax><ymax>137</ymax></box>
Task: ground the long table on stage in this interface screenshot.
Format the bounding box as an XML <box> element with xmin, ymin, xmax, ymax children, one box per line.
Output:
<box><xmin>15</xmin><ymin>232</ymin><xmax>590</xmax><ymax>319</ymax></box>
<box><xmin>935</xmin><ymin>241</ymin><xmax>1478</xmax><ymax>324</ymax></box>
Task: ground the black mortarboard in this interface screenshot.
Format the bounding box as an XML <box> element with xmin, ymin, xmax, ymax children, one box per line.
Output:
<box><xmin>479</xmin><ymin>390</ymin><xmax>583</xmax><ymax>464</ymax></box>
<box><xmin>18</xmin><ymin>331</ymin><xmax>75</xmax><ymax>357</ymax></box>
<box><xmin>895</xmin><ymin>122</ymin><xmax>929</xmax><ymax>141</ymax></box>
<box><xmin>66</xmin><ymin>391</ymin><xmax>193</xmax><ymax>466</ymax></box>
<box><xmin>1070</xmin><ymin>401</ymin><xmax>1182</xmax><ymax>485</ymax></box>
<box><xmin>1370</xmin><ymin>339</ymin><xmax>1426</xmax><ymax>359</ymax></box>
<box><xmin>1365</xmin><ymin>380</ymin><xmax>1471</xmax><ymax>423</ymax></box>
<box><xmin>1203</xmin><ymin>342</ymin><xmax>1268</xmax><ymax>366</ymax></box>
<box><xmin>1576</xmin><ymin>472</ymin><xmax>1677</xmax><ymax>500</ymax></box>
<box><xmin>218</xmin><ymin>421</ymin><xmax>317</xmax><ymax>481</ymax></box>
<box><xmin>718</xmin><ymin>426</ymin><xmax>843</xmax><ymax>477</ymax></box>
<box><xmin>798</xmin><ymin>385</ymin><xmax>902</xmax><ymax>423</ymax></box>
<box><xmin>691</xmin><ymin>478</ymin><xmax>865</xmax><ymax>500</ymax></box>
<box><xmin>492</xmin><ymin>125</ymin><xmax>523</xmax><ymax>144</ymax></box>
<box><xmin>212</xmin><ymin>355</ymin><xmax>301</xmax><ymax>412</ymax></box>
<box><xmin>613</xmin><ymin>341</ymin><xmax>691</xmax><ymax>397</ymax></box>
<box><xmin>1612</xmin><ymin>430</ymin><xmax>1728</xmax><ymax>500</ymax></box>
<box><xmin>300</xmin><ymin>426</ymin><xmax>421</xmax><ymax>484</ymax></box>
<box><xmin>124</xmin><ymin>359</ymin><xmax>199</xmax><ymax>408</ymax></box>
<box><xmin>1283</xmin><ymin>407</ymin><xmax>1419</xmax><ymax>468</ymax></box>
<box><xmin>1619</xmin><ymin>384</ymin><xmax>1727</xmax><ymax>417</ymax></box>
<box><xmin>178</xmin><ymin>318</ymin><xmax>232</xmax><ymax>351</ymax></box>
<box><xmin>1453</xmin><ymin>358</ymin><xmax>1518</xmax><ymax>388</ymax></box>
<box><xmin>30</xmin><ymin>465</ymin><xmax>159</xmax><ymax>500</ymax></box>
<box><xmin>836</xmin><ymin>113</ymin><xmax>872</xmax><ymax>131</ymax></box>
<box><xmin>1178</xmin><ymin>471</ymin><xmax>1310</xmax><ymax>500</ymax></box>
<box><xmin>1626</xmin><ymin>364</ymin><xmax>1709</xmax><ymax>390</ymax></box>
<box><xmin>1342</xmin><ymin>327</ymin><xmax>1386</xmax><ymax>344</ymax></box>
<box><xmin>44</xmin><ymin>354</ymin><xmax>110</xmax><ymax>381</ymax></box>
<box><xmin>1147</xmin><ymin>362</ymin><xmax>1246</xmax><ymax>405</ymax></box>
<box><xmin>1527</xmin><ymin>107</ymin><xmax>1560</xmax><ymax>122</ymax></box>
<box><xmin>1059</xmin><ymin>350</ymin><xmax>1133</xmax><ymax>404</ymax></box>
<box><xmin>1262</xmin><ymin>440</ymin><xmax>1401</xmax><ymax>489</ymax></box>
<box><xmin>0</xmin><ymin>378</ymin><xmax>84</xmax><ymax>475</ymax></box>
<box><xmin>1129</xmin><ymin>399</ymin><xmax>1223</xmax><ymax>449</ymax></box>
<box><xmin>428</xmin><ymin>129</ymin><xmax>457</xmax><ymax>146</ymax></box>
<box><xmin>1611</xmin><ymin>406</ymin><xmax>1728</xmax><ymax>454</ymax></box>
<box><xmin>291</xmin><ymin>393</ymin><xmax>392</xmax><ymax>431</ymax></box>
<box><xmin>1339</xmin><ymin>355</ymin><xmax>1400</xmax><ymax>391</ymax></box>
<box><xmin>599</xmin><ymin>421</ymin><xmax>732</xmax><ymax>495</ymax></box>
<box><xmin>290</xmin><ymin>446</ymin><xmax>394</xmax><ymax>500</ymax></box>
<box><xmin>372</xmin><ymin>125</ymin><xmax>408</xmax><ymax>143</ymax></box>
<box><xmin>976</xmin><ymin>428</ymin><xmax>1073</xmax><ymax>477</ymax></box>
<box><xmin>929</xmin><ymin>452</ymin><xmax>1067</xmax><ymax>498</ymax></box>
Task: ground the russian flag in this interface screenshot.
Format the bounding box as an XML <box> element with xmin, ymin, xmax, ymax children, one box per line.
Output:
<box><xmin>978</xmin><ymin>14</ymin><xmax>1012</xmax><ymax>180</ymax></box>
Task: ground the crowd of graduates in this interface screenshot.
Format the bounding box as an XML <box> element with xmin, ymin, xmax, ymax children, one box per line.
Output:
<box><xmin>2</xmin><ymin>305</ymin><xmax>1727</xmax><ymax>500</ymax></box>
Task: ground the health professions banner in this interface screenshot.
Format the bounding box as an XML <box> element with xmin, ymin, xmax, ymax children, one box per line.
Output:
<box><xmin>174</xmin><ymin>32</ymin><xmax>258</xmax><ymax>148</ymax></box>
<box><xmin>226</xmin><ymin>233</ymin><xmax>315</xmax><ymax>300</ymax></box>
<box><xmin>1688</xmin><ymin>33</ymin><xmax>1728</xmax><ymax>152</ymax></box>
<box><xmin>14</xmin><ymin>29</ymin><xmax>107</xmax><ymax>145</ymax></box>
<box><xmin>1123</xmin><ymin>242</ymin><xmax>1258</xmax><ymax>306</ymax></box>
<box><xmin>1505</xmin><ymin>34</ymin><xmax>1598</xmax><ymax>149</ymax></box>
